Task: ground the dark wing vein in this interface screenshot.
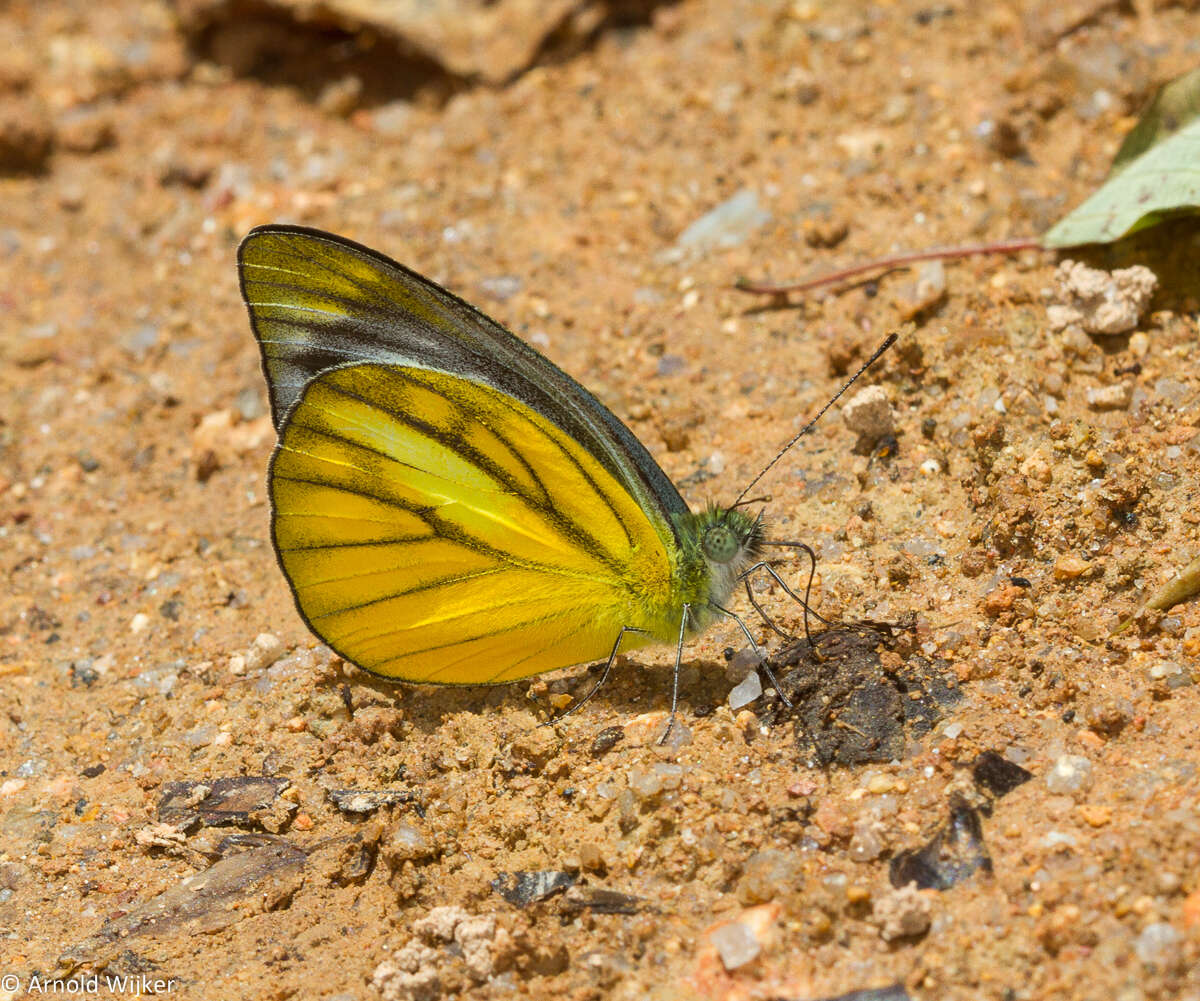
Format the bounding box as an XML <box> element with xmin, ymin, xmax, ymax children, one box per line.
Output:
<box><xmin>316</xmin><ymin>372</ymin><xmax>625</xmax><ymax>571</ymax></box>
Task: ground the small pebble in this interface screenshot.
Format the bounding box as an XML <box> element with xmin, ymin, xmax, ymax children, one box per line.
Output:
<box><xmin>849</xmin><ymin>823</ymin><xmax>885</xmax><ymax>861</ymax></box>
<box><xmin>623</xmin><ymin>712</ymin><xmax>669</xmax><ymax>745</ymax></box>
<box><xmin>579</xmin><ymin>842</ymin><xmax>607</xmax><ymax>873</ymax></box>
<box><xmin>728</xmin><ymin>670</ymin><xmax>763</xmax><ymax>710</ymax></box>
<box><xmin>653</xmin><ymin>762</ymin><xmax>684</xmax><ymax>789</ymax></box>
<box><xmin>672</xmin><ymin>188</ymin><xmax>770</xmax><ymax>256</ymax></box>
<box><xmin>1045</xmin><ymin>754</ymin><xmax>1093</xmax><ymax>794</ymax></box>
<box><xmin>984</xmin><ymin>584</ymin><xmax>1022</xmax><ymax>617</ymax></box>
<box><xmin>182</xmin><ymin>724</ymin><xmax>217</xmax><ymax>747</ymax></box>
<box><xmin>0</xmin><ymin>95</ymin><xmax>54</xmax><ymax>173</ymax></box>
<box><xmin>738</xmin><ymin>849</ymin><xmax>800</xmax><ymax>903</ymax></box>
<box><xmin>1043</xmin><ymin>830</ymin><xmax>1077</xmax><ymax>849</ymax></box>
<box><xmin>1155</xmin><ymin>377</ymin><xmax>1192</xmax><ymax>406</ymax></box>
<box><xmin>1054</xmin><ymin>555</ymin><xmax>1090</xmax><ymax>580</ymax></box>
<box><xmin>316</xmin><ymin>74</ymin><xmax>363</xmax><ymax>117</ymax></box>
<box><xmin>1135</xmin><ymin>922</ymin><xmax>1181</xmax><ymax>965</ymax></box>
<box><xmin>1086</xmin><ymin>383</ymin><xmax>1133</xmax><ymax>412</ymax></box>
<box><xmin>479</xmin><ymin>274</ymin><xmax>522</xmax><ymax>302</ymax></box>
<box><xmin>709</xmin><ymin>921</ymin><xmax>760</xmax><ymax>970</ymax></box>
<box><xmin>842</xmin><ymin>385</ymin><xmax>895</xmax><ymax>441</ymax></box>
<box><xmin>628</xmin><ymin>768</ymin><xmax>663</xmax><ymax>802</ymax></box>
<box><xmin>1158</xmin><ymin>871</ymin><xmax>1182</xmax><ymax>895</ymax></box>
<box><xmin>725</xmin><ymin>646</ymin><xmax>763</xmax><ymax>682</ymax></box>
<box><xmin>370</xmin><ymin>100</ymin><xmax>413</xmax><ymax>137</ymax></box>
<box><xmin>659</xmin><ymin>719</ymin><xmax>693</xmax><ymax>749</ymax></box>
<box><xmin>894</xmin><ymin>259</ymin><xmax>946</xmax><ymax>319</ymax></box>
<box><xmin>875</xmin><ymin>883</ymin><xmax>932</xmax><ymax>941</ymax></box>
<box><xmin>1148</xmin><ymin>662</ymin><xmax>1193</xmax><ymax>689</ymax></box>
<box><xmin>384</xmin><ymin>823</ymin><xmax>433</xmax><ymax>865</ymax></box>
<box><xmin>835</xmin><ymin>128</ymin><xmax>889</xmax><ymax>161</ymax></box>
<box><xmin>1077</xmin><ymin>804</ymin><xmax>1111</xmax><ymax>827</ymax></box>
<box><xmin>865</xmin><ymin>772</ymin><xmax>899</xmax><ymax>794</ymax></box>
<box><xmin>245</xmin><ymin>632</ymin><xmax>286</xmax><ymax>672</ymax></box>
<box><xmin>57</xmin><ymin>107</ymin><xmax>116</xmax><ymax>153</ymax></box>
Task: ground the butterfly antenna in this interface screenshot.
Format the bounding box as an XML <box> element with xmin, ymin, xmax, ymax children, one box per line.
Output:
<box><xmin>732</xmin><ymin>332</ymin><xmax>898</xmax><ymax>507</ymax></box>
<box><xmin>730</xmin><ymin>494</ymin><xmax>771</xmax><ymax>510</ymax></box>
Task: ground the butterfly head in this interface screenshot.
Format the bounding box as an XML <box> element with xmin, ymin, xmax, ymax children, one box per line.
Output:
<box><xmin>677</xmin><ymin>505</ymin><xmax>765</xmax><ymax>613</ymax></box>
<box><xmin>700</xmin><ymin>510</ymin><xmax>762</xmax><ymax>567</ymax></box>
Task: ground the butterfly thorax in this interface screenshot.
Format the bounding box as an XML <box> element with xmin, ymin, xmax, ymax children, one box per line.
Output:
<box><xmin>666</xmin><ymin>506</ymin><xmax>764</xmax><ymax>636</ymax></box>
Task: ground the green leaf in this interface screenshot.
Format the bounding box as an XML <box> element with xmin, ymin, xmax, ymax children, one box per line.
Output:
<box><xmin>1110</xmin><ymin>67</ymin><xmax>1200</xmax><ymax>173</ymax></box>
<box><xmin>1043</xmin><ymin>67</ymin><xmax>1200</xmax><ymax>248</ymax></box>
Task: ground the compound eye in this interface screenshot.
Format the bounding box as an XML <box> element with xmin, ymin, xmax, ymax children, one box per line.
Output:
<box><xmin>703</xmin><ymin>525</ymin><xmax>739</xmax><ymax>564</ymax></box>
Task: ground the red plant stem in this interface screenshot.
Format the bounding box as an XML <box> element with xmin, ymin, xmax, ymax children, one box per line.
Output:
<box><xmin>733</xmin><ymin>237</ymin><xmax>1046</xmax><ymax>296</ymax></box>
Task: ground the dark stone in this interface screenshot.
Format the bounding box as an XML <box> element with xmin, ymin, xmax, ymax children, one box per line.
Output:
<box><xmin>327</xmin><ymin>788</ymin><xmax>417</xmax><ymax>814</ymax></box>
<box><xmin>560</xmin><ymin>887</ymin><xmax>642</xmax><ymax>915</ymax></box>
<box><xmin>869</xmin><ymin>433</ymin><xmax>900</xmax><ymax>463</ymax></box>
<box><xmin>492</xmin><ymin>870</ymin><xmax>575</xmax><ymax>907</ymax></box>
<box><xmin>71</xmin><ymin>662</ymin><xmax>100</xmax><ymax>687</ymax></box>
<box><xmin>158</xmin><ymin>777</ymin><xmax>291</xmax><ymax>829</ymax></box>
<box><xmin>27</xmin><ymin>605</ymin><xmax>61</xmax><ymax>632</ymax></box>
<box><xmin>972</xmin><ymin>750</ymin><xmax>1033</xmax><ymax>798</ymax></box>
<box><xmin>890</xmin><ymin>794</ymin><xmax>992</xmax><ymax>891</ymax></box>
<box><xmin>589</xmin><ymin>726</ymin><xmax>624</xmax><ymax>757</ymax></box>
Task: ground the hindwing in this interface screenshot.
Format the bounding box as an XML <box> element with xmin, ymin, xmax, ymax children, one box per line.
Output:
<box><xmin>270</xmin><ymin>363</ymin><xmax>677</xmax><ymax>683</ymax></box>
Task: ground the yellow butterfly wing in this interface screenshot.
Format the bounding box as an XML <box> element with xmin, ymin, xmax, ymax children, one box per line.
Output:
<box><xmin>270</xmin><ymin>362</ymin><xmax>678</xmax><ymax>684</ymax></box>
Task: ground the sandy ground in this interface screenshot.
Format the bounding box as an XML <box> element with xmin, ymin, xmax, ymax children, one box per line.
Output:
<box><xmin>4</xmin><ymin>1</ymin><xmax>1200</xmax><ymax>999</ymax></box>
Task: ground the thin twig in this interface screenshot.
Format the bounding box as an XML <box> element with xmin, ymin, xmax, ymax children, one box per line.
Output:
<box><xmin>733</xmin><ymin>237</ymin><xmax>1045</xmax><ymax>297</ymax></box>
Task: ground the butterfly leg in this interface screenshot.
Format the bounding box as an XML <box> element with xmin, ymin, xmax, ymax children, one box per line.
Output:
<box><xmin>659</xmin><ymin>603</ymin><xmax>692</xmax><ymax>746</ymax></box>
<box><xmin>740</xmin><ymin>571</ymin><xmax>794</xmax><ymax>641</ymax></box>
<box><xmin>543</xmin><ymin>624</ymin><xmax>649</xmax><ymax>727</ymax></box>
<box><xmin>740</xmin><ymin>540</ymin><xmax>832</xmax><ymax>651</ymax></box>
<box><xmin>708</xmin><ymin>601</ymin><xmax>794</xmax><ymax>709</ymax></box>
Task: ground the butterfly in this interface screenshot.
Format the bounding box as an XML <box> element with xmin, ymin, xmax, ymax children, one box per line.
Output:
<box><xmin>239</xmin><ymin>225</ymin><xmax>891</xmax><ymax>716</ymax></box>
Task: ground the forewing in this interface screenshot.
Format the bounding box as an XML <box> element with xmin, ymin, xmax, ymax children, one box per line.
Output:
<box><xmin>270</xmin><ymin>363</ymin><xmax>674</xmax><ymax>684</ymax></box>
<box><xmin>239</xmin><ymin>225</ymin><xmax>688</xmax><ymax>537</ymax></box>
